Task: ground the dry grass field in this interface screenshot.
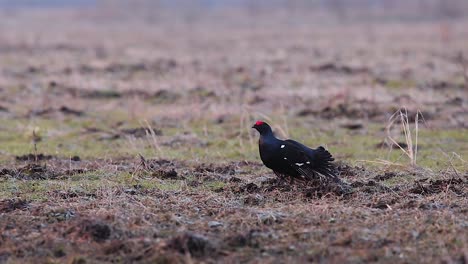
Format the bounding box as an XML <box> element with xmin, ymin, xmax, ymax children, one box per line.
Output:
<box><xmin>0</xmin><ymin>2</ymin><xmax>467</xmax><ymax>263</ymax></box>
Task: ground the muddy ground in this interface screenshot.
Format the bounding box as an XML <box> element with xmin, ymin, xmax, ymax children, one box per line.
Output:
<box><xmin>0</xmin><ymin>158</ymin><xmax>466</xmax><ymax>263</ymax></box>
<box><xmin>0</xmin><ymin>4</ymin><xmax>467</xmax><ymax>264</ymax></box>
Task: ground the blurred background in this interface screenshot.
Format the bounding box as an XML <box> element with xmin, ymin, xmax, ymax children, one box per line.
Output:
<box><xmin>0</xmin><ymin>0</ymin><xmax>467</xmax><ymax>165</ymax></box>
<box><xmin>1</xmin><ymin>0</ymin><xmax>468</xmax><ymax>20</ymax></box>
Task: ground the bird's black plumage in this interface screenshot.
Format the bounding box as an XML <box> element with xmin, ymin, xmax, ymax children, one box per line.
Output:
<box><xmin>252</xmin><ymin>120</ymin><xmax>339</xmax><ymax>183</ymax></box>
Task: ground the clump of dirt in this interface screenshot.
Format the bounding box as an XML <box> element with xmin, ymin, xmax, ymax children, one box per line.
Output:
<box><xmin>2</xmin><ymin>158</ymin><xmax>99</xmax><ymax>181</ymax></box>
<box><xmin>102</xmin><ymin>240</ymin><xmax>133</xmax><ymax>256</ymax></box>
<box><xmin>375</xmin><ymin>141</ymin><xmax>409</xmax><ymax>150</ymax></box>
<box><xmin>372</xmin><ymin>172</ymin><xmax>397</xmax><ymax>182</ymax></box>
<box><xmin>152</xmin><ymin>169</ymin><xmax>180</xmax><ymax>179</ymax></box>
<box><xmin>15</xmin><ymin>153</ymin><xmax>55</xmax><ymax>161</ymax></box>
<box><xmin>309</xmin><ymin>63</ymin><xmax>369</xmax><ymax>75</ymax></box>
<box><xmin>258</xmin><ymin>178</ymin><xmax>293</xmax><ymax>192</ymax></box>
<box><xmin>62</xmin><ymin>168</ymin><xmax>88</xmax><ymax>176</ymax></box>
<box><xmin>233</xmin><ymin>182</ymin><xmax>260</xmax><ymax>193</ymax></box>
<box><xmin>425</xmin><ymin>80</ymin><xmax>465</xmax><ymax>90</ymax></box>
<box><xmin>58</xmin><ymin>106</ymin><xmax>85</xmax><ymax>116</ymax></box>
<box><xmin>229</xmin><ymin>177</ymin><xmax>243</xmax><ymax>183</ymax></box>
<box><xmin>385</xmin><ymin>107</ymin><xmax>432</xmax><ymax>123</ymax></box>
<box><xmin>140</xmin><ymin>158</ymin><xmax>176</xmax><ymax>169</ymax></box>
<box><xmin>82</xmin><ymin>89</ymin><xmax>122</xmax><ymax>99</ymax></box>
<box><xmin>166</xmin><ymin>233</ymin><xmax>217</xmax><ymax>258</ymax></box>
<box><xmin>368</xmin><ymin>196</ymin><xmax>398</xmax><ymax>209</ymax></box>
<box><xmin>79</xmin><ymin>220</ymin><xmax>112</xmax><ymax>242</ymax></box>
<box><xmin>48</xmin><ymin>83</ymin><xmax>182</xmax><ymax>103</ymax></box>
<box><xmin>2</xmin><ymin>159</ymin><xmax>95</xmax><ymax>180</ymax></box>
<box><xmin>297</xmin><ymin>100</ymin><xmax>383</xmax><ymax>120</ymax></box>
<box><xmin>104</xmin><ymin>62</ymin><xmax>147</xmax><ymax>73</ymax></box>
<box><xmin>47</xmin><ymin>208</ymin><xmax>76</xmax><ymax>222</ymax></box>
<box><xmin>302</xmin><ymin>180</ymin><xmax>352</xmax><ymax>198</ymax></box>
<box><xmin>150</xmin><ymin>89</ymin><xmax>181</xmax><ymax>104</ymax></box>
<box><xmin>97</xmin><ymin>133</ymin><xmax>121</xmax><ymax>141</ymax></box>
<box><xmin>0</xmin><ymin>168</ymin><xmax>14</xmax><ymax>177</ymax></box>
<box><xmin>138</xmin><ymin>157</ymin><xmax>183</xmax><ymax>180</ymax></box>
<box><xmin>410</xmin><ymin>178</ymin><xmax>466</xmax><ymax>196</ymax></box>
<box><xmin>320</xmin><ymin>101</ymin><xmax>382</xmax><ymax>120</ymax></box>
<box><xmin>50</xmin><ymin>189</ymin><xmax>97</xmax><ymax>199</ymax></box>
<box><xmin>224</xmin><ymin>229</ymin><xmax>263</xmax><ymax>248</ymax></box>
<box><xmin>340</xmin><ymin>122</ymin><xmax>364</xmax><ymax>130</ymax></box>
<box><xmin>70</xmin><ymin>156</ymin><xmax>81</xmax><ymax>162</ymax></box>
<box><xmin>6</xmin><ymin>163</ymin><xmax>60</xmax><ymax>180</ymax></box>
<box><xmin>242</xmin><ymin>194</ymin><xmax>265</xmax><ymax>206</ymax></box>
<box><xmin>0</xmin><ymin>105</ymin><xmax>9</xmax><ymax>112</ymax></box>
<box><xmin>445</xmin><ymin>96</ymin><xmax>464</xmax><ymax>106</ymax></box>
<box><xmin>27</xmin><ymin>106</ymin><xmax>84</xmax><ymax>117</ymax></box>
<box><xmin>27</xmin><ymin>106</ymin><xmax>79</xmax><ymax>117</ymax></box>
<box><xmin>120</xmin><ymin>127</ymin><xmax>163</xmax><ymax>138</ymax></box>
<box><xmin>0</xmin><ymin>199</ymin><xmax>29</xmax><ymax>213</ymax></box>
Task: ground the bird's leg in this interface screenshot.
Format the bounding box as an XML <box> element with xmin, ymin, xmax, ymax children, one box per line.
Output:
<box><xmin>274</xmin><ymin>171</ymin><xmax>287</xmax><ymax>185</ymax></box>
<box><xmin>289</xmin><ymin>176</ymin><xmax>294</xmax><ymax>185</ymax></box>
<box><xmin>281</xmin><ymin>177</ymin><xmax>288</xmax><ymax>185</ymax></box>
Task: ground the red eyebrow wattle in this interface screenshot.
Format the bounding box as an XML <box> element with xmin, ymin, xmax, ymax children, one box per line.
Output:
<box><xmin>255</xmin><ymin>120</ymin><xmax>264</xmax><ymax>126</ymax></box>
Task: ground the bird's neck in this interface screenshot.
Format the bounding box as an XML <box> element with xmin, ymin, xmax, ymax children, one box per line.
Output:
<box><xmin>260</xmin><ymin>130</ymin><xmax>278</xmax><ymax>143</ymax></box>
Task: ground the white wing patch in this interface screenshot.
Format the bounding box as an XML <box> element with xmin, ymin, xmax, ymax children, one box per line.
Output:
<box><xmin>284</xmin><ymin>157</ymin><xmax>287</xmax><ymax>160</ymax></box>
<box><xmin>306</xmin><ymin>161</ymin><xmax>310</xmax><ymax>164</ymax></box>
<box><xmin>280</xmin><ymin>145</ymin><xmax>285</xmax><ymax>148</ymax></box>
<box><xmin>295</xmin><ymin>163</ymin><xmax>304</xmax><ymax>166</ymax></box>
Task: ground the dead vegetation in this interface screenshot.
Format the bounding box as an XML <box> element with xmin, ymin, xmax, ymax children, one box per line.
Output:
<box><xmin>0</xmin><ymin>3</ymin><xmax>467</xmax><ymax>264</ymax></box>
<box><xmin>0</xmin><ymin>157</ymin><xmax>466</xmax><ymax>263</ymax></box>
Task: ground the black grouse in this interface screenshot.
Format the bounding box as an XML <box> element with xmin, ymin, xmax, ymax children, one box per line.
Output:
<box><xmin>252</xmin><ymin>120</ymin><xmax>339</xmax><ymax>183</ymax></box>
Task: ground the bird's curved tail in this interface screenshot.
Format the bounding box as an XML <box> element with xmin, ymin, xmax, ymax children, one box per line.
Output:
<box><xmin>313</xmin><ymin>146</ymin><xmax>340</xmax><ymax>182</ymax></box>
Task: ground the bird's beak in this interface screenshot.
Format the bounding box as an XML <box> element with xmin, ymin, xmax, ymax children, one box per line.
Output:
<box><xmin>252</xmin><ymin>125</ymin><xmax>256</xmax><ymax>129</ymax></box>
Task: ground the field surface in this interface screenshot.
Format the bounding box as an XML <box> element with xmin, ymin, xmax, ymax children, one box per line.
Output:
<box><xmin>0</xmin><ymin>4</ymin><xmax>467</xmax><ymax>263</ymax></box>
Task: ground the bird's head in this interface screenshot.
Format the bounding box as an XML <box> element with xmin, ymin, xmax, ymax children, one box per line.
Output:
<box><xmin>252</xmin><ymin>120</ymin><xmax>273</xmax><ymax>135</ymax></box>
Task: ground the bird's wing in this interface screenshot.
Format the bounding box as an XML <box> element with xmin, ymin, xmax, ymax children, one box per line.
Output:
<box><xmin>282</xmin><ymin>140</ymin><xmax>338</xmax><ymax>181</ymax></box>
